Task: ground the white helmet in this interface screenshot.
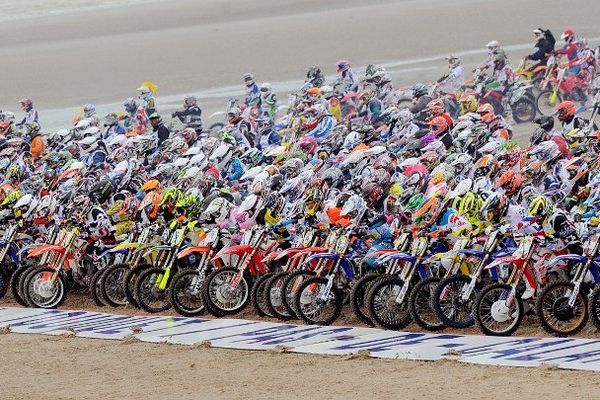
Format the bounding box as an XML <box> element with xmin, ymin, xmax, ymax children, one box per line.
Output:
<box><xmin>343</xmin><ymin>131</ymin><xmax>362</xmax><ymax>150</ymax></box>
<box><xmin>188</xmin><ymin>153</ymin><xmax>207</xmax><ymax>167</ymax></box>
<box><xmin>183</xmin><ymin>146</ymin><xmax>201</xmax><ymax>157</ymax></box>
<box><xmin>77</xmin><ymin>136</ymin><xmax>98</xmax><ymax>155</ymax></box>
<box><xmin>209</xmin><ymin>143</ymin><xmax>233</xmax><ymax>170</ymax></box>
<box><xmin>448</xmin><ymin>178</ymin><xmax>473</xmax><ymax>199</ymax></box>
<box><xmin>14</xmin><ymin>193</ymin><xmax>39</xmax><ymax>219</ymax></box>
<box><xmin>173</xmin><ymin>157</ymin><xmax>189</xmax><ymax>168</ymax></box>
<box><xmin>182</xmin><ymin>165</ymin><xmax>201</xmax><ymax>180</ymax></box>
<box><xmin>239</xmin><ymin>193</ymin><xmax>262</xmax><ymax>213</ymax></box>
<box><xmin>486</xmin><ymin>40</ymin><xmax>500</xmax><ymax>51</ymax></box>
<box><xmin>137</xmin><ymin>86</ymin><xmax>151</xmax><ymax>96</ymax></box>
<box><xmin>260</xmin><ymin>83</ymin><xmax>272</xmax><ymax>95</ymax></box>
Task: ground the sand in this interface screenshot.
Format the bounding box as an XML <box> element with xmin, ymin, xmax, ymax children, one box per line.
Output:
<box><xmin>1</xmin><ymin>332</ymin><xmax>599</xmax><ymax>400</ymax></box>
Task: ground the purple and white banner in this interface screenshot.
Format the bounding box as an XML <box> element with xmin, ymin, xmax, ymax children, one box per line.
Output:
<box><xmin>1</xmin><ymin>307</ymin><xmax>599</xmax><ymax>371</ymax></box>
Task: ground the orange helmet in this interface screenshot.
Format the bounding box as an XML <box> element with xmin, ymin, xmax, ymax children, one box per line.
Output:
<box><xmin>495</xmin><ymin>170</ymin><xmax>526</xmax><ymax>196</ymax></box>
<box><xmin>142</xmin><ymin>179</ymin><xmax>162</xmax><ymax>193</ymax></box>
<box><xmin>556</xmin><ymin>100</ymin><xmax>576</xmax><ymax>121</ymax></box>
<box><xmin>476</xmin><ymin>103</ymin><xmax>494</xmax><ymax>117</ymax></box>
<box><xmin>429</xmin><ymin>116</ymin><xmax>449</xmax><ymax>135</ymax></box>
<box><xmin>426</xmin><ymin>98</ymin><xmax>445</xmax><ymax>115</ymax></box>
<box><xmin>474</xmin><ymin>154</ymin><xmax>499</xmax><ymax>178</ymax></box>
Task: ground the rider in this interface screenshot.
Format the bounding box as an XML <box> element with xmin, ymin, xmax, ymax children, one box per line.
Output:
<box><xmin>486</xmin><ymin>49</ymin><xmax>515</xmax><ymax>115</ymax></box>
<box><xmin>243</xmin><ymin>73</ymin><xmax>261</xmax><ymax>107</ymax></box>
<box><xmin>526</xmin><ymin>28</ymin><xmax>556</xmax><ymax>67</ymax></box>
<box><xmin>122</xmin><ymin>97</ymin><xmax>138</xmax><ymax>129</ymax></box>
<box><xmin>102</xmin><ymin>113</ymin><xmax>126</xmax><ymax>140</ymax></box>
<box><xmin>555</xmin><ymin>29</ymin><xmax>580</xmax><ymax>75</ymax></box>
<box><xmin>437</xmin><ymin>55</ymin><xmax>464</xmax><ymax>93</ymax></box>
<box><xmin>259</xmin><ymin>83</ymin><xmax>278</xmax><ymax>120</ymax></box>
<box><xmin>334</xmin><ymin>60</ymin><xmax>359</xmax><ymax>93</ymax></box>
<box><xmin>556</xmin><ymin>100</ymin><xmax>584</xmax><ymax>134</ymax></box>
<box><xmin>172</xmin><ymin>96</ymin><xmax>203</xmax><ymax>132</ymax></box>
<box><xmin>305</xmin><ymin>66</ymin><xmax>325</xmax><ymax>88</ymax></box>
<box><xmin>149</xmin><ymin>112</ymin><xmax>171</xmax><ymax>149</ymax></box>
<box><xmin>16</xmin><ymin>98</ymin><xmax>39</xmax><ymax>129</ymax></box>
<box><xmin>137</xmin><ymin>85</ymin><xmax>157</xmax><ymax>118</ymax></box>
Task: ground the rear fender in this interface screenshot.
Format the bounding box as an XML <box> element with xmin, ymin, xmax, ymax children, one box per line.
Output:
<box><xmin>28</xmin><ymin>244</ymin><xmax>65</xmax><ymax>258</ymax></box>
<box><xmin>177</xmin><ymin>246</ymin><xmax>211</xmax><ymax>259</ymax></box>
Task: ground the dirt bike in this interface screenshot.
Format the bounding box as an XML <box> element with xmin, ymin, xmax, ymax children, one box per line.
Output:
<box><xmin>293</xmin><ymin>226</ymin><xmax>361</xmax><ymax>325</ymax></box>
<box><xmin>0</xmin><ymin>221</ymin><xmax>33</xmax><ymax>299</ymax></box>
<box><xmin>514</xmin><ymin>57</ymin><xmax>550</xmax><ymax>91</ymax></box>
<box><xmin>538</xmin><ymin>232</ymin><xmax>600</xmax><ymax>336</ymax></box>
<box><xmin>433</xmin><ymin>229</ymin><xmax>516</xmax><ymax>329</ymax></box>
<box><xmin>474</xmin><ymin>233</ymin><xmax>566</xmax><ymax>336</ymax></box>
<box><xmin>536</xmin><ymin>58</ymin><xmax>590</xmax><ymax>116</ymax></box>
<box><xmin>168</xmin><ymin>227</ymin><xmax>223</xmax><ymax>317</ymax></box>
<box><xmin>350</xmin><ymin>230</ymin><xmax>412</xmax><ymax>326</ymax></box>
<box><xmin>408</xmin><ymin>231</ymin><xmax>472</xmax><ymax>331</ymax></box>
<box><xmin>134</xmin><ymin>220</ymin><xmax>197</xmax><ymax>313</ymax></box>
<box><xmin>99</xmin><ymin>223</ymin><xmax>158</xmax><ymax>307</ymax></box>
<box><xmin>10</xmin><ymin>225</ymin><xmax>59</xmax><ymax>306</ymax></box>
<box><xmin>202</xmin><ymin>226</ymin><xmax>272</xmax><ymax>317</ymax></box>
<box><xmin>275</xmin><ymin>228</ymin><xmax>340</xmax><ymax>319</ymax></box>
<box><xmin>256</xmin><ymin>228</ymin><xmax>318</xmax><ymax>321</ymax></box>
<box><xmin>365</xmin><ymin>231</ymin><xmax>448</xmax><ymax>330</ymax></box>
<box><xmin>21</xmin><ymin>226</ymin><xmax>81</xmax><ymax>308</ymax></box>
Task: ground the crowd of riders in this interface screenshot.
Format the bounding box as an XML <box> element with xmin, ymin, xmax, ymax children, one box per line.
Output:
<box><xmin>0</xmin><ymin>27</ymin><xmax>600</xmax><ymax>336</ymax></box>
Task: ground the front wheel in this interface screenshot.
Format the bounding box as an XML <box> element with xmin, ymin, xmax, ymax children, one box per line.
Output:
<box><xmin>350</xmin><ymin>272</ymin><xmax>380</xmax><ymax>326</ymax></box>
<box><xmin>251</xmin><ymin>273</ymin><xmax>274</xmax><ymax>318</ymax></box>
<box><xmin>24</xmin><ymin>267</ymin><xmax>67</xmax><ymax>309</ymax></box>
<box><xmin>536</xmin><ymin>89</ymin><xmax>562</xmax><ymax>116</ymax></box>
<box><xmin>265</xmin><ymin>272</ymin><xmax>294</xmax><ymax>321</ymax></box>
<box><xmin>10</xmin><ymin>266</ymin><xmax>30</xmax><ymax>306</ymax></box>
<box><xmin>169</xmin><ymin>269</ymin><xmax>206</xmax><ymax>317</ymax></box>
<box><xmin>433</xmin><ymin>274</ymin><xmax>478</xmax><ymax>329</ymax></box>
<box><xmin>536</xmin><ymin>280</ymin><xmax>588</xmax><ymax>337</ymax></box>
<box><xmin>294</xmin><ymin>277</ymin><xmax>342</xmax><ymax>326</ymax></box>
<box><xmin>100</xmin><ymin>264</ymin><xmax>130</xmax><ymax>307</ymax></box>
<box><xmin>135</xmin><ymin>267</ymin><xmax>172</xmax><ymax>313</ymax></box>
<box><xmin>475</xmin><ymin>283</ymin><xmax>523</xmax><ymax>336</ymax></box>
<box><xmin>202</xmin><ymin>267</ymin><xmax>250</xmax><ymax>317</ymax></box>
<box><xmin>90</xmin><ymin>268</ymin><xmax>108</xmax><ymax>307</ymax></box>
<box><xmin>511</xmin><ymin>97</ymin><xmax>537</xmax><ymax>123</ymax></box>
<box><xmin>409</xmin><ymin>277</ymin><xmax>445</xmax><ymax>331</ymax></box>
<box><xmin>366</xmin><ymin>275</ymin><xmax>412</xmax><ymax>330</ymax></box>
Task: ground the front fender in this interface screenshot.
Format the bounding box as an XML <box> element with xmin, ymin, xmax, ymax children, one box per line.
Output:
<box><xmin>548</xmin><ymin>254</ymin><xmax>586</xmax><ymax>267</ymax></box>
<box><xmin>28</xmin><ymin>244</ymin><xmax>65</xmax><ymax>258</ymax></box>
<box><xmin>111</xmin><ymin>242</ymin><xmax>142</xmax><ymax>252</ymax></box>
<box><xmin>484</xmin><ymin>256</ymin><xmax>523</xmax><ymax>270</ymax></box>
<box><xmin>213</xmin><ymin>244</ymin><xmax>254</xmax><ymax>261</ymax></box>
<box><xmin>262</xmin><ymin>247</ymin><xmax>306</xmax><ymax>262</ymax></box>
<box><xmin>143</xmin><ymin>245</ymin><xmax>172</xmax><ymax>258</ymax></box>
<box><xmin>376</xmin><ymin>252</ymin><xmax>416</xmax><ymax>265</ymax></box>
<box><xmin>455</xmin><ymin>249</ymin><xmax>485</xmax><ymax>258</ymax></box>
<box><xmin>304</xmin><ymin>253</ymin><xmax>339</xmax><ymax>264</ymax></box>
<box><xmin>364</xmin><ymin>249</ymin><xmax>398</xmax><ymax>260</ymax></box>
<box><xmin>177</xmin><ymin>245</ymin><xmax>211</xmax><ymax>259</ymax></box>
<box><xmin>289</xmin><ymin>246</ymin><xmax>328</xmax><ymax>260</ymax></box>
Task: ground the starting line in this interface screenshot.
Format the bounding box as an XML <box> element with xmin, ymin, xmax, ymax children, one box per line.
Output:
<box><xmin>2</xmin><ymin>306</ymin><xmax>600</xmax><ymax>371</ymax></box>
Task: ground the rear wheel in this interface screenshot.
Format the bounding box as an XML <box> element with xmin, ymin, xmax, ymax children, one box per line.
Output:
<box><xmin>9</xmin><ymin>266</ymin><xmax>30</xmax><ymax>306</ymax></box>
<box><xmin>90</xmin><ymin>268</ymin><xmax>108</xmax><ymax>307</ymax></box>
<box><xmin>281</xmin><ymin>270</ymin><xmax>315</xmax><ymax>317</ymax></box>
<box><xmin>511</xmin><ymin>97</ymin><xmax>536</xmax><ymax>123</ymax></box>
